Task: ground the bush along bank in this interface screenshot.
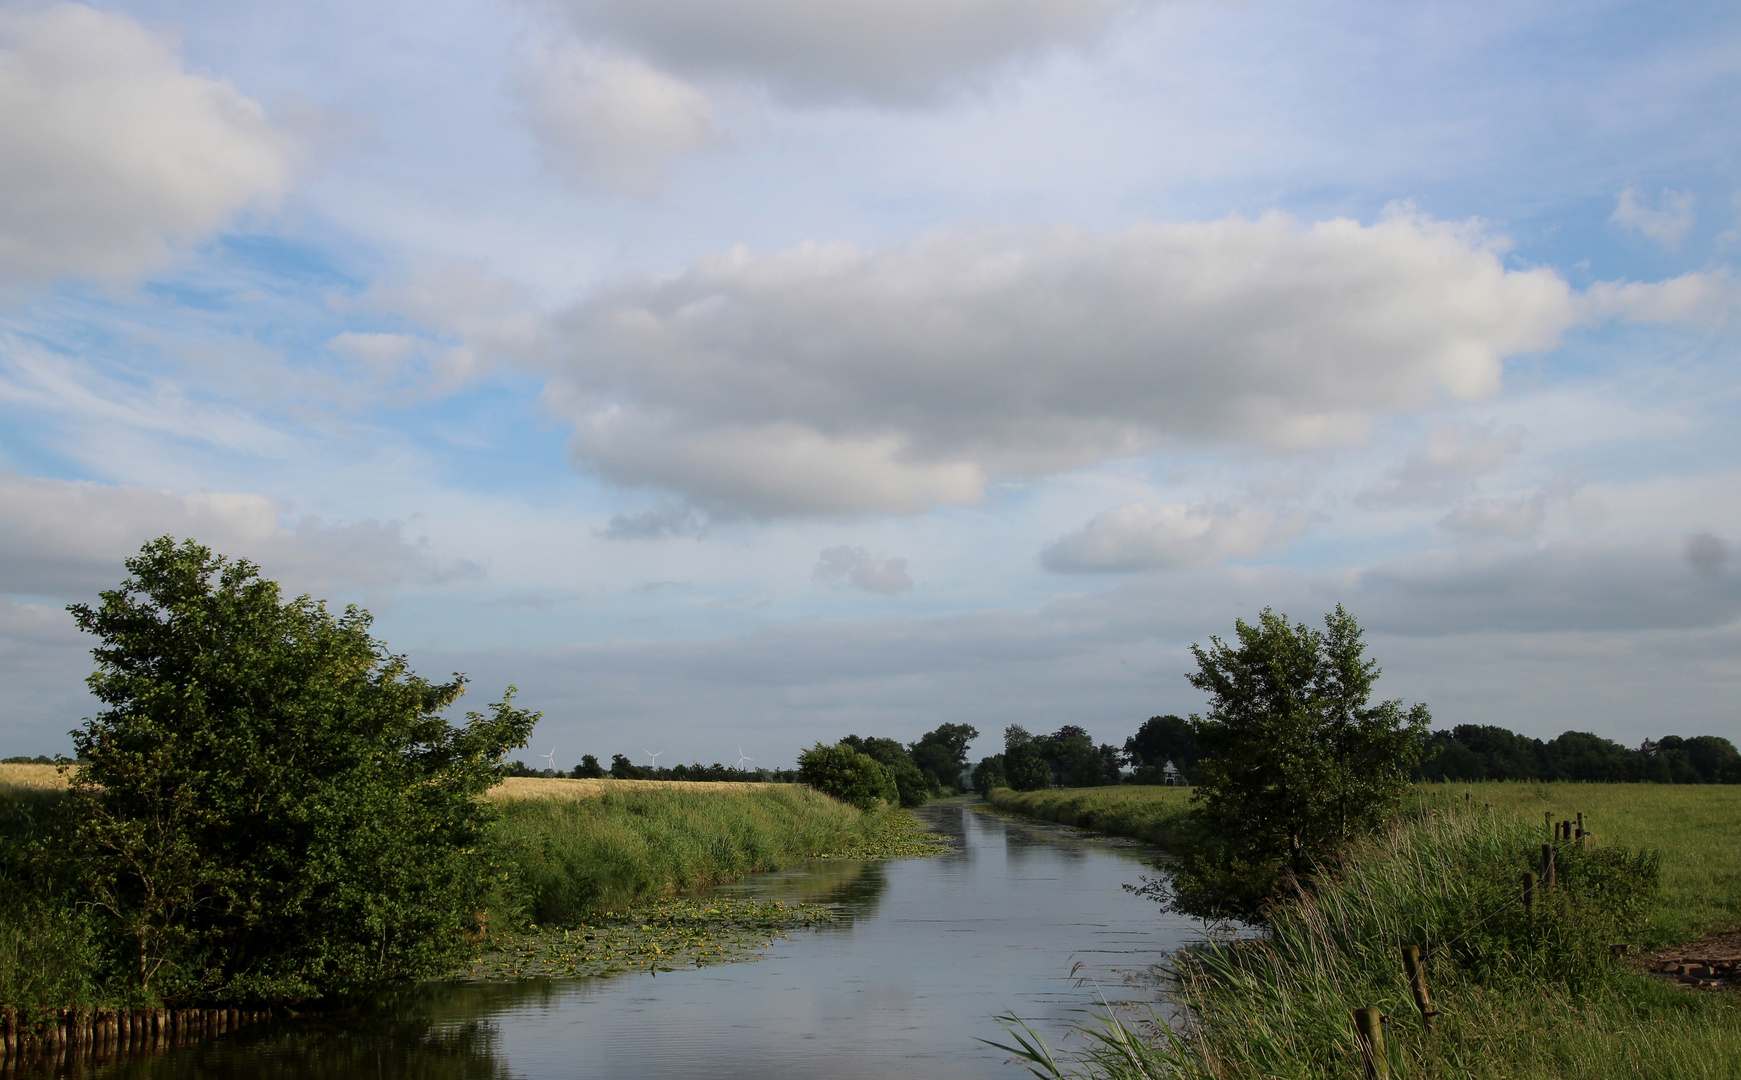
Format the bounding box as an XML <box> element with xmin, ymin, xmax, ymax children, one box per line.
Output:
<box><xmin>1001</xmin><ymin>805</ymin><xmax>1741</xmax><ymax>1080</ymax></box>
<box><xmin>472</xmin><ymin>791</ymin><xmax>948</xmax><ymax>983</ymax></box>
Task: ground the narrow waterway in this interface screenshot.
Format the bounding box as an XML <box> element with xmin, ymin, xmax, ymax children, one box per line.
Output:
<box><xmin>84</xmin><ymin>800</ymin><xmax>1201</xmax><ymax>1079</ymax></box>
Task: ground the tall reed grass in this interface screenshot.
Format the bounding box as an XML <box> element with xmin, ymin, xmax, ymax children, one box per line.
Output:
<box><xmin>1004</xmin><ymin>806</ymin><xmax>1740</xmax><ymax>1080</ymax></box>
<box><xmin>485</xmin><ymin>783</ymin><xmax>872</xmax><ymax>924</ymax></box>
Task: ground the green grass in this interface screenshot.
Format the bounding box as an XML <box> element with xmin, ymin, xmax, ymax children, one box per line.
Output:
<box><xmin>485</xmin><ymin>783</ymin><xmax>923</xmax><ymax>925</ymax></box>
<box><xmin>1416</xmin><ymin>782</ymin><xmax>1741</xmax><ymax>944</ymax></box>
<box><xmin>990</xmin><ymin>782</ymin><xmax>1741</xmax><ymax>946</ymax></box>
<box><xmin>987</xmin><ymin>784</ymin><xmax>1741</xmax><ymax>1080</ymax></box>
<box><xmin>986</xmin><ymin>785</ymin><xmax>1197</xmax><ymax>847</ymax></box>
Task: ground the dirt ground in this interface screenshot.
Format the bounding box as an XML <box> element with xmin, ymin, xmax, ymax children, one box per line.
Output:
<box><xmin>1645</xmin><ymin>931</ymin><xmax>1741</xmax><ymax>990</ymax></box>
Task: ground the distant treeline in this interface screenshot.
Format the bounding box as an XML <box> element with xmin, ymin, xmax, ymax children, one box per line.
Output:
<box><xmin>1420</xmin><ymin>726</ymin><xmax>1740</xmax><ymax>783</ymax></box>
<box><xmin>973</xmin><ymin>715</ymin><xmax>1741</xmax><ymax>791</ymax></box>
<box><xmin>503</xmin><ymin>755</ymin><xmax>796</xmax><ymax>784</ymax></box>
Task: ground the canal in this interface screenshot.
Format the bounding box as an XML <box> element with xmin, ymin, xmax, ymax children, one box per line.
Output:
<box><xmin>85</xmin><ymin>800</ymin><xmax>1201</xmax><ymax>1079</ymax></box>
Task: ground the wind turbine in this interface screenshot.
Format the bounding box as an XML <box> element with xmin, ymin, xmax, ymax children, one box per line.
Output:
<box><xmin>643</xmin><ymin>748</ymin><xmax>664</xmax><ymax>770</ymax></box>
<box><xmin>735</xmin><ymin>747</ymin><xmax>754</xmax><ymax>771</ymax></box>
<box><xmin>540</xmin><ymin>746</ymin><xmax>557</xmax><ymax>772</ymax></box>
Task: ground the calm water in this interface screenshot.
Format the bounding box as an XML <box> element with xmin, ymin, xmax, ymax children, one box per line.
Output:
<box><xmin>82</xmin><ymin>800</ymin><xmax>1201</xmax><ymax>1080</ymax></box>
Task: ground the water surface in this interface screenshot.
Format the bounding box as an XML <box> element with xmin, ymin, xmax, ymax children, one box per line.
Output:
<box><xmin>92</xmin><ymin>800</ymin><xmax>1201</xmax><ymax>1079</ymax></box>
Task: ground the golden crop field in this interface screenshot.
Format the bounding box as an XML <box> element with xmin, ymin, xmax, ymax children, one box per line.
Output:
<box><xmin>485</xmin><ymin>777</ymin><xmax>774</xmax><ymax>801</ymax></box>
<box><xmin>0</xmin><ymin>763</ymin><xmax>68</xmax><ymax>792</ymax></box>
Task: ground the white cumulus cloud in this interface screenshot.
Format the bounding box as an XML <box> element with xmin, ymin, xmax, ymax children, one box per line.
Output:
<box><xmin>0</xmin><ymin>2</ymin><xmax>289</xmax><ymax>287</ymax></box>
<box><xmin>523</xmin><ymin>44</ymin><xmax>719</xmax><ymax>196</ymax></box>
<box><xmin>542</xmin><ymin>211</ymin><xmax>1583</xmax><ymax>515</ymax></box>
<box><xmin>544</xmin><ymin>0</ymin><xmax>1155</xmax><ymax>104</ymax></box>
<box><xmin>1040</xmin><ymin>502</ymin><xmax>1306</xmax><ymax>573</ymax></box>
<box><xmin>813</xmin><ymin>545</ymin><xmax>913</xmax><ymax>593</ymax></box>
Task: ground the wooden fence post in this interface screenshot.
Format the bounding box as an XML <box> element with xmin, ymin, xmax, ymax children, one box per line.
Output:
<box><xmin>1351</xmin><ymin>1007</ymin><xmax>1389</xmax><ymax>1079</ymax></box>
<box><xmin>1400</xmin><ymin>946</ymin><xmax>1435</xmax><ymax>1034</ymax></box>
<box><xmin>1521</xmin><ymin>870</ymin><xmax>1536</xmax><ymax>915</ymax></box>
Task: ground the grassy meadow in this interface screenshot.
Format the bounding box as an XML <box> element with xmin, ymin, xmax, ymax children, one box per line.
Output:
<box><xmin>1415</xmin><ymin>781</ymin><xmax>1741</xmax><ymax>943</ymax></box>
<box><xmin>988</xmin><ymin>783</ymin><xmax>1741</xmax><ymax>1080</ymax></box>
<box><xmin>990</xmin><ymin>781</ymin><xmax>1741</xmax><ymax>946</ymax></box>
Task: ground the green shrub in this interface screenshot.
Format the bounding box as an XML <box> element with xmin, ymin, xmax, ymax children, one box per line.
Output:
<box><xmin>797</xmin><ymin>743</ymin><xmax>895</xmax><ymax>810</ymax></box>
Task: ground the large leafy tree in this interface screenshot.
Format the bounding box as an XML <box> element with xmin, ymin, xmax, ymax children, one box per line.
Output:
<box><xmin>64</xmin><ymin>538</ymin><xmax>537</xmax><ymax>1002</ymax></box>
<box><xmin>909</xmin><ymin>722</ymin><xmax>979</xmax><ymax>791</ymax></box>
<box><xmin>1170</xmin><ymin>605</ymin><xmax>1430</xmax><ymax>919</ymax></box>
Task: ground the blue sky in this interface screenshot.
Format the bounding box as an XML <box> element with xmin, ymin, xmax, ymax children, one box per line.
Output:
<box><xmin>1</xmin><ymin>0</ymin><xmax>1738</xmax><ymax>767</ymax></box>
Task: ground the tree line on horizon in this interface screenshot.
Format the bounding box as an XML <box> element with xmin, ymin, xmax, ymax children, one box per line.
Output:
<box><xmin>1077</xmin><ymin>714</ymin><xmax>1741</xmax><ymax>788</ymax></box>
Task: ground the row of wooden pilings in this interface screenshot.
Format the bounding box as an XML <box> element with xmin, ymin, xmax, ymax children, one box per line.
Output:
<box><xmin>0</xmin><ymin>1005</ymin><xmax>270</xmax><ymax>1072</ymax></box>
<box><xmin>1350</xmin><ymin>813</ymin><xmax>1606</xmax><ymax>1077</ymax></box>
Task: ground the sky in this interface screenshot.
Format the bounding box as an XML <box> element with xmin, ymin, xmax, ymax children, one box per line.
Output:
<box><xmin>1</xmin><ymin>0</ymin><xmax>1738</xmax><ymax>768</ymax></box>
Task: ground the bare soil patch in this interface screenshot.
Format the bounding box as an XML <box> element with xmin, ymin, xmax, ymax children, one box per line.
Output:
<box><xmin>1646</xmin><ymin>931</ymin><xmax>1741</xmax><ymax>990</ymax></box>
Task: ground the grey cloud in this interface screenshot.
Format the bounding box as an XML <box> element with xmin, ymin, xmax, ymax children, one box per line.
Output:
<box><xmin>1358</xmin><ymin>425</ymin><xmax>1524</xmax><ymax>507</ymax></box>
<box><xmin>597</xmin><ymin>500</ymin><xmax>708</xmax><ymax>540</ymax></box>
<box><xmin>1437</xmin><ymin>474</ymin><xmax>1579</xmax><ymax>538</ymax></box>
<box><xmin>813</xmin><ymin>546</ymin><xmax>913</xmax><ymax>594</ymax></box>
<box><xmin>0</xmin><ymin>474</ymin><xmax>423</xmax><ymax>599</ymax></box>
<box><xmin>1041</xmin><ymin>502</ymin><xmax>1308</xmax><ymax>573</ymax></box>
<box><xmin>546</xmin><ymin>212</ymin><xmax>1583</xmax><ymax>516</ymax></box>
<box><xmin>415</xmin><ymin>549</ymin><xmax>1740</xmax><ymax>770</ymax></box>
<box><xmin>0</xmin><ymin>3</ymin><xmax>288</xmax><ymax>288</ymax></box>
<box><xmin>1686</xmin><ymin>533</ymin><xmax>1728</xmax><ymax>576</ymax></box>
<box><xmin>545</xmin><ymin>0</ymin><xmax>1154</xmax><ymax>105</ymax></box>
<box><xmin>7</xmin><ymin>535</ymin><xmax>1738</xmax><ymax>761</ymax></box>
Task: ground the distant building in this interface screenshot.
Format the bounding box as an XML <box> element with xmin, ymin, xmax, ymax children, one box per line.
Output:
<box><xmin>1161</xmin><ymin>760</ymin><xmax>1186</xmax><ymax>786</ymax></box>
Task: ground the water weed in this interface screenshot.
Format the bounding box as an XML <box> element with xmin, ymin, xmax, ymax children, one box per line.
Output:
<box><xmin>464</xmin><ymin>897</ymin><xmax>835</xmax><ymax>981</ymax></box>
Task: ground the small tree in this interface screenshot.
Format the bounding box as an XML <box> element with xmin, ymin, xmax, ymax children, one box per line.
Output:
<box><xmin>1170</xmin><ymin>605</ymin><xmax>1430</xmax><ymax>920</ymax></box>
<box><xmin>971</xmin><ymin>755</ymin><xmax>1007</xmax><ymax>796</ymax></box>
<box><xmin>64</xmin><ymin>537</ymin><xmax>537</xmax><ymax>1002</ymax></box>
<box><xmin>796</xmin><ymin>743</ymin><xmax>894</xmax><ymax>810</ymax></box>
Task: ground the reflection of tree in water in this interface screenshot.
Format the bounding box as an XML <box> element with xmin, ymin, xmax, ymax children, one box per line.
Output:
<box><xmin>98</xmin><ymin>987</ymin><xmax>515</xmax><ymax>1080</ymax></box>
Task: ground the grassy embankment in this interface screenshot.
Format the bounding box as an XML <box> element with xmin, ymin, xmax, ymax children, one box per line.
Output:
<box><xmin>0</xmin><ymin>767</ymin><xmax>943</xmax><ymax>1007</ymax></box>
<box><xmin>988</xmin><ymin>782</ymin><xmax>1741</xmax><ymax>1080</ymax></box>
